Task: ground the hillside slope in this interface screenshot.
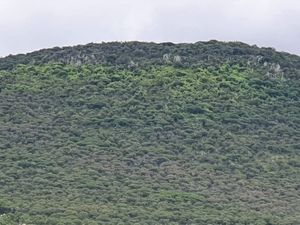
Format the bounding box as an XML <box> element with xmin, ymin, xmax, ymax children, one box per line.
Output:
<box><xmin>0</xmin><ymin>41</ymin><xmax>299</xmax><ymax>225</ymax></box>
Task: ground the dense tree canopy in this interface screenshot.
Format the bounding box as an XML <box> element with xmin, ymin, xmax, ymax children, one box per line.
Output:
<box><xmin>0</xmin><ymin>42</ymin><xmax>299</xmax><ymax>224</ymax></box>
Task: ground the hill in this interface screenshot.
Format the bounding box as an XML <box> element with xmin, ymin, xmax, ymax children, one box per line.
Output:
<box><xmin>0</xmin><ymin>41</ymin><xmax>299</xmax><ymax>225</ymax></box>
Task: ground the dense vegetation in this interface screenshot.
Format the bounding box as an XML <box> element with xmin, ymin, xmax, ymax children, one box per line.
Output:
<box><xmin>1</xmin><ymin>41</ymin><xmax>300</xmax><ymax>79</ymax></box>
<box><xmin>0</xmin><ymin>41</ymin><xmax>299</xmax><ymax>225</ymax></box>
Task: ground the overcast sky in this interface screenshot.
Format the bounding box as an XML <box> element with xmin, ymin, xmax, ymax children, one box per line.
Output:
<box><xmin>0</xmin><ymin>0</ymin><xmax>299</xmax><ymax>57</ymax></box>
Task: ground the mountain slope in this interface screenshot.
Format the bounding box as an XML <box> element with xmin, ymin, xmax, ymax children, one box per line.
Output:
<box><xmin>0</xmin><ymin>41</ymin><xmax>299</xmax><ymax>225</ymax></box>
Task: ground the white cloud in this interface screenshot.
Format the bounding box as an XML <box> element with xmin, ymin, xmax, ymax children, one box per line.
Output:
<box><xmin>0</xmin><ymin>0</ymin><xmax>299</xmax><ymax>56</ymax></box>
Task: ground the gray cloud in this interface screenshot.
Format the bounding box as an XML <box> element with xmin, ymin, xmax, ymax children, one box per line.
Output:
<box><xmin>0</xmin><ymin>0</ymin><xmax>299</xmax><ymax>56</ymax></box>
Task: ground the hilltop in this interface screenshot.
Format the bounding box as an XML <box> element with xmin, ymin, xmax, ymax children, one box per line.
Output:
<box><xmin>0</xmin><ymin>41</ymin><xmax>299</xmax><ymax>225</ymax></box>
<box><xmin>1</xmin><ymin>41</ymin><xmax>300</xmax><ymax>79</ymax></box>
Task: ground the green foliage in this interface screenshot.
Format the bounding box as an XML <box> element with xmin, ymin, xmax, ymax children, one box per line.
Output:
<box><xmin>0</xmin><ymin>44</ymin><xmax>299</xmax><ymax>225</ymax></box>
<box><xmin>1</xmin><ymin>41</ymin><xmax>300</xmax><ymax>79</ymax></box>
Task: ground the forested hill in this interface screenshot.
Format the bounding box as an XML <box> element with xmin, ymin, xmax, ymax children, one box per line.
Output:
<box><xmin>1</xmin><ymin>41</ymin><xmax>300</xmax><ymax>79</ymax></box>
<box><xmin>0</xmin><ymin>42</ymin><xmax>299</xmax><ymax>225</ymax></box>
